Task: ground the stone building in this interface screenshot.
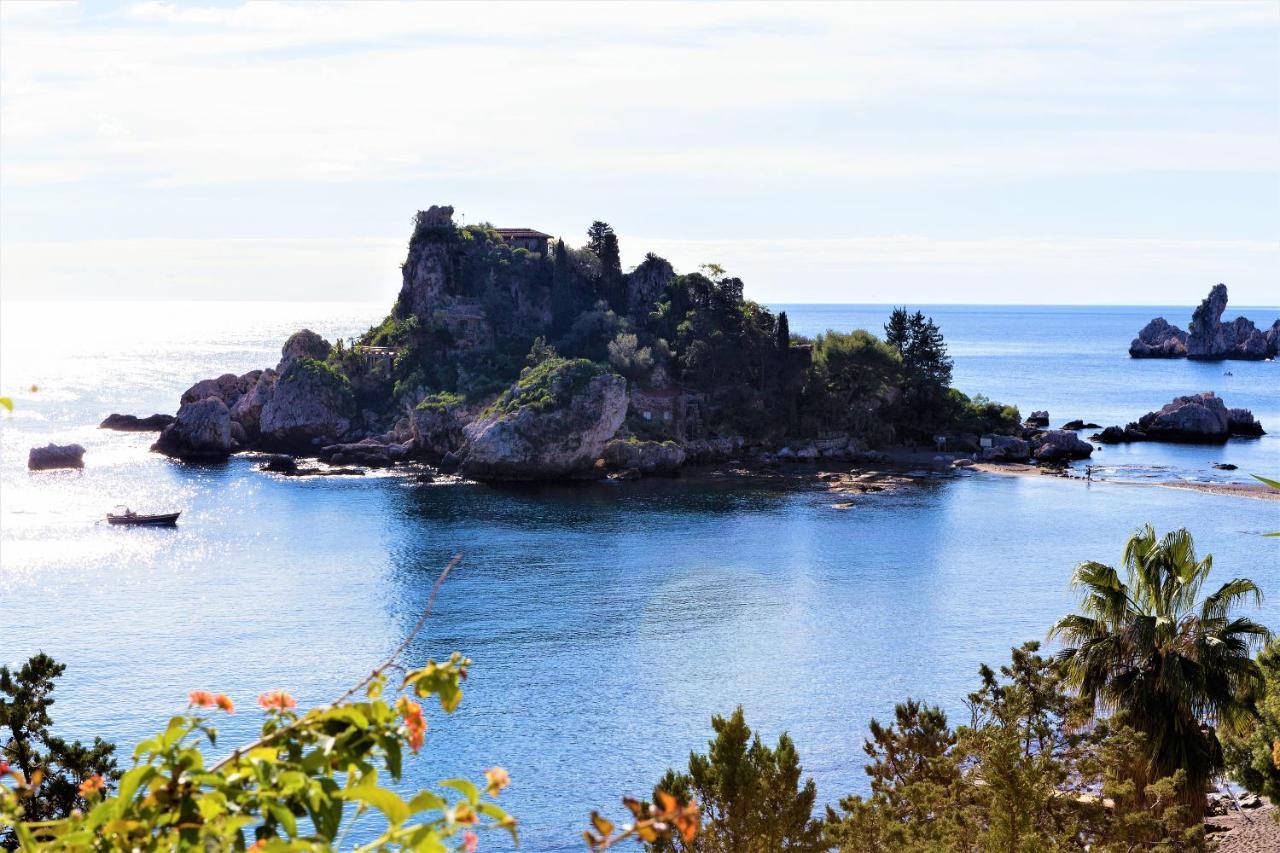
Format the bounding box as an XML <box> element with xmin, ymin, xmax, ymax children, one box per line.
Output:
<box><xmin>494</xmin><ymin>228</ymin><xmax>552</xmax><ymax>255</ymax></box>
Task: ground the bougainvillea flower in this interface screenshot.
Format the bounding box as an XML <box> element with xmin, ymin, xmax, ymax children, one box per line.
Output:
<box><xmin>188</xmin><ymin>690</ymin><xmax>216</xmax><ymax>707</ymax></box>
<box><xmin>214</xmin><ymin>693</ymin><xmax>235</xmax><ymax>713</ymax></box>
<box><xmin>78</xmin><ymin>774</ymin><xmax>105</xmax><ymax>798</ymax></box>
<box><xmin>396</xmin><ymin>696</ymin><xmax>427</xmax><ymax>753</ymax></box>
<box><xmin>484</xmin><ymin>766</ymin><xmax>510</xmax><ymax>796</ymax></box>
<box><xmin>0</xmin><ymin>760</ymin><xmax>10</xmax><ymax>776</ymax></box>
<box><xmin>463</xmin><ymin>830</ymin><xmax>479</xmax><ymax>852</ymax></box>
<box><xmin>258</xmin><ymin>690</ymin><xmax>297</xmax><ymax>711</ymax></box>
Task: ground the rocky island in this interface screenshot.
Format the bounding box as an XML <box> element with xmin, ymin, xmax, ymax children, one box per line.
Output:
<box><xmin>150</xmin><ymin>205</ymin><xmax>1054</xmax><ymax>481</ymax></box>
<box><xmin>1130</xmin><ymin>283</ymin><xmax>1279</xmax><ymax>360</ymax></box>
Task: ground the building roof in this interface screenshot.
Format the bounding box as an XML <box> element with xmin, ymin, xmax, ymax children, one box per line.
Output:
<box><xmin>493</xmin><ymin>228</ymin><xmax>553</xmax><ymax>239</ymax></box>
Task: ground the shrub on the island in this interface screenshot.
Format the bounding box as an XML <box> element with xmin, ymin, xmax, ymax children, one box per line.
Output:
<box><xmin>415</xmin><ymin>391</ymin><xmax>466</xmax><ymax>414</ymax></box>
<box><xmin>481</xmin><ymin>356</ymin><xmax>609</xmax><ymax>419</ymax></box>
<box><xmin>945</xmin><ymin>389</ymin><xmax>1021</xmax><ymax>436</ymax></box>
<box><xmin>607</xmin><ymin>333</ymin><xmax>654</xmax><ymax>383</ymax></box>
<box><xmin>557</xmin><ymin>301</ymin><xmax>629</xmax><ymax>363</ymax></box>
<box><xmin>804</xmin><ymin>330</ymin><xmax>901</xmax><ymax>434</ymax></box>
<box><xmin>283</xmin><ymin>358</ymin><xmax>355</xmax><ymax>411</ymax></box>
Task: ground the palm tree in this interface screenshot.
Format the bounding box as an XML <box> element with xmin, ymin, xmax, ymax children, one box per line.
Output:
<box><xmin>1049</xmin><ymin>525</ymin><xmax>1269</xmax><ymax>819</ymax></box>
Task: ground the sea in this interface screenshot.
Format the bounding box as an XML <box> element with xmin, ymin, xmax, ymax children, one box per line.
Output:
<box><xmin>1</xmin><ymin>301</ymin><xmax>1277</xmax><ymax>849</ymax></box>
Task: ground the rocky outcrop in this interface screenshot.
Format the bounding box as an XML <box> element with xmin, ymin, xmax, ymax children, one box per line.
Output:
<box><xmin>410</xmin><ymin>394</ymin><xmax>471</xmax><ymax>461</ymax></box>
<box><xmin>231</xmin><ymin>368</ymin><xmax>278</xmax><ymax>439</ymax></box>
<box><xmin>28</xmin><ymin>443</ymin><xmax>86</xmax><ymax>470</ymax></box>
<box><xmin>1026</xmin><ymin>411</ymin><xmax>1049</xmax><ymax>428</ymax></box>
<box><xmin>602</xmin><ymin>438</ymin><xmax>686</xmax><ymax>476</ymax></box>
<box><xmin>1030</xmin><ymin>429</ymin><xmax>1093</xmax><ymax>461</ymax></box>
<box><xmin>1060</xmin><ymin>420</ymin><xmax>1100</xmax><ymax>431</ymax></box>
<box><xmin>258</xmin><ymin>358</ymin><xmax>355</xmax><ymax>451</ymax></box>
<box><xmin>1100</xmin><ymin>392</ymin><xmax>1266</xmax><ymax>444</ymax></box>
<box><xmin>278</xmin><ymin>330</ymin><xmax>331</xmax><ymax>368</ymax></box>
<box><xmin>1132</xmin><ymin>284</ymin><xmax>1277</xmax><ymax>360</ymax></box>
<box><xmin>152</xmin><ymin>397</ymin><xmax>234</xmax><ymax>459</ymax></box>
<box><xmin>460</xmin><ymin>360</ymin><xmax>627</xmax><ymax>481</ymax></box>
<box><xmin>318</xmin><ymin>439</ymin><xmax>411</xmax><ymax>468</ymax></box>
<box><xmin>1129</xmin><ymin>318</ymin><xmax>1187</xmax><ymax>358</ymax></box>
<box><xmin>624</xmin><ymin>253</ymin><xmax>675</xmax><ymax>318</ymax></box>
<box><xmin>99</xmin><ymin>413</ymin><xmax>175</xmax><ymax>432</ymax></box>
<box><xmin>180</xmin><ymin>371</ymin><xmax>261</xmax><ymax>408</ymax></box>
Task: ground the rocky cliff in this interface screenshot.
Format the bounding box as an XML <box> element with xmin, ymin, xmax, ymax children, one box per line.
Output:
<box><xmin>1130</xmin><ymin>284</ymin><xmax>1278</xmax><ymax>360</ymax></box>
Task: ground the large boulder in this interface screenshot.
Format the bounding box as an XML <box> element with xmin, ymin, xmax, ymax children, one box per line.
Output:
<box><xmin>28</xmin><ymin>443</ymin><xmax>86</xmax><ymax>471</ymax></box>
<box><xmin>1134</xmin><ymin>392</ymin><xmax>1234</xmax><ymax>443</ymax></box>
<box><xmin>231</xmin><ymin>368</ymin><xmax>278</xmax><ymax>439</ymax></box>
<box><xmin>602</xmin><ymin>438</ymin><xmax>686</xmax><ymax>476</ymax></box>
<box><xmin>152</xmin><ymin>397</ymin><xmax>234</xmax><ymax>459</ymax></box>
<box><xmin>980</xmin><ymin>435</ymin><xmax>1030</xmax><ymax>462</ymax></box>
<box><xmin>318</xmin><ymin>439</ymin><xmax>394</xmax><ymax>468</ymax></box>
<box><xmin>1129</xmin><ymin>318</ymin><xmax>1187</xmax><ymax>358</ymax></box>
<box><xmin>99</xmin><ymin>413</ymin><xmax>175</xmax><ymax>432</ymax></box>
<box><xmin>410</xmin><ymin>393</ymin><xmax>471</xmax><ymax>461</ymax></box>
<box><xmin>1031</xmin><ymin>429</ymin><xmax>1094</xmax><ymax>461</ymax></box>
<box><xmin>460</xmin><ymin>359</ymin><xmax>627</xmax><ymax>481</ymax></box>
<box><xmin>180</xmin><ymin>371</ymin><xmax>260</xmax><ymax>408</ymax></box>
<box><xmin>278</xmin><ymin>330</ymin><xmax>331</xmax><ymax>369</ymax></box>
<box><xmin>258</xmin><ymin>358</ymin><xmax>355</xmax><ymax>452</ymax></box>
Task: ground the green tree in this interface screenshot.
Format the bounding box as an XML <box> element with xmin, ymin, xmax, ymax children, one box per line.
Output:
<box><xmin>1223</xmin><ymin>637</ymin><xmax>1280</xmax><ymax>801</ymax></box>
<box><xmin>1049</xmin><ymin>525</ymin><xmax>1269</xmax><ymax>819</ymax></box>
<box><xmin>649</xmin><ymin>707</ymin><xmax>824</xmax><ymax>852</ymax></box>
<box><xmin>0</xmin><ymin>654</ymin><xmax>119</xmax><ymax>849</ymax></box>
<box><xmin>775</xmin><ymin>312</ymin><xmax>790</xmax><ymax>352</ymax></box>
<box><xmin>550</xmin><ymin>238</ymin><xmax>588</xmax><ymax>336</ymax></box>
<box><xmin>586</xmin><ymin>220</ymin><xmax>615</xmax><ymax>256</ymax></box>
<box><xmin>598</xmin><ymin>232</ymin><xmax>624</xmax><ymax>311</ymax></box>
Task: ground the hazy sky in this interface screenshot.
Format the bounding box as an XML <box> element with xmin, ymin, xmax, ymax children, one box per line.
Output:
<box><xmin>1</xmin><ymin>0</ymin><xmax>1277</xmax><ymax>304</ymax></box>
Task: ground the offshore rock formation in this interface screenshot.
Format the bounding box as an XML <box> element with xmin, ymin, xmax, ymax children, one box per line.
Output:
<box><xmin>258</xmin><ymin>357</ymin><xmax>354</xmax><ymax>451</ymax></box>
<box><xmin>153</xmin><ymin>397</ymin><xmax>234</xmax><ymax>459</ymax></box>
<box><xmin>1092</xmin><ymin>392</ymin><xmax>1264</xmax><ymax>445</ymax></box>
<box><xmin>1030</xmin><ymin>429</ymin><xmax>1094</xmax><ymax>462</ymax></box>
<box><xmin>100</xmin><ymin>413</ymin><xmax>175</xmax><ymax>431</ymax></box>
<box><xmin>460</xmin><ymin>362</ymin><xmax>627</xmax><ymax>480</ymax></box>
<box><xmin>1129</xmin><ymin>284</ymin><xmax>1278</xmax><ymax>360</ymax></box>
<box><xmin>601</xmin><ymin>438</ymin><xmax>686</xmax><ymax>476</ymax></box>
<box><xmin>28</xmin><ymin>443</ymin><xmax>86</xmax><ymax>471</ymax></box>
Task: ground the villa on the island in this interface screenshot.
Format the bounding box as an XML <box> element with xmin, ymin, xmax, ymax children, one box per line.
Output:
<box><xmin>494</xmin><ymin>228</ymin><xmax>553</xmax><ymax>255</ymax></box>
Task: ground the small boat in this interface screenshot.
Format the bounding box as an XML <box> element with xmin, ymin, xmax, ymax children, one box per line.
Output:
<box><xmin>106</xmin><ymin>507</ymin><xmax>181</xmax><ymax>526</ymax></box>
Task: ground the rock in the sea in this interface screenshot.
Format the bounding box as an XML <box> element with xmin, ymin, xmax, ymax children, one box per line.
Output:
<box><xmin>318</xmin><ymin>439</ymin><xmax>394</xmax><ymax>468</ymax></box>
<box><xmin>259</xmin><ymin>453</ymin><xmax>298</xmax><ymax>473</ymax></box>
<box><xmin>460</xmin><ymin>359</ymin><xmax>627</xmax><ymax>480</ymax></box>
<box><xmin>1026</xmin><ymin>411</ymin><xmax>1050</xmax><ymax>428</ymax></box>
<box><xmin>28</xmin><ymin>443</ymin><xmax>86</xmax><ymax>471</ymax></box>
<box><xmin>1129</xmin><ymin>318</ymin><xmax>1187</xmax><ymax>358</ymax></box>
<box><xmin>1060</xmin><ymin>419</ymin><xmax>1100</xmax><ymax>431</ymax></box>
<box><xmin>1130</xmin><ymin>391</ymin><xmax>1263</xmax><ymax>444</ymax></box>
<box><xmin>152</xmin><ymin>397</ymin><xmax>234</xmax><ymax>459</ymax></box>
<box><xmin>1031</xmin><ymin>429</ymin><xmax>1094</xmax><ymax>461</ymax></box>
<box><xmin>602</xmin><ymin>438</ymin><xmax>686</xmax><ymax>476</ymax></box>
<box><xmin>980</xmin><ymin>435</ymin><xmax>1030</xmax><ymax>462</ymax></box>
<box><xmin>1212</xmin><ymin>462</ymin><xmax>1238</xmax><ymax>471</ymax></box>
<box><xmin>1227</xmin><ymin>407</ymin><xmax>1266</xmax><ymax>437</ymax></box>
<box><xmin>1186</xmin><ymin>284</ymin><xmax>1272</xmax><ymax>361</ymax></box>
<box><xmin>99</xmin><ymin>413</ymin><xmax>175</xmax><ymax>432</ymax></box>
<box><xmin>258</xmin><ymin>358</ymin><xmax>355</xmax><ymax>452</ymax></box>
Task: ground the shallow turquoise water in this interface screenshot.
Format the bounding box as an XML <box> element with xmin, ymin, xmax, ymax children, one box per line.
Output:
<box><xmin>1</xmin><ymin>301</ymin><xmax>1277</xmax><ymax>849</ymax></box>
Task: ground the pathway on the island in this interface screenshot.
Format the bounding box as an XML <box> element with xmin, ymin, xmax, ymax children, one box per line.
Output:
<box><xmin>1208</xmin><ymin>802</ymin><xmax>1280</xmax><ymax>852</ymax></box>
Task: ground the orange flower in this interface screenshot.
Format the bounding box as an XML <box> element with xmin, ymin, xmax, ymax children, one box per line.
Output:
<box><xmin>214</xmin><ymin>693</ymin><xmax>235</xmax><ymax>713</ymax></box>
<box><xmin>258</xmin><ymin>690</ymin><xmax>297</xmax><ymax>711</ymax></box>
<box><xmin>463</xmin><ymin>830</ymin><xmax>479</xmax><ymax>853</ymax></box>
<box><xmin>453</xmin><ymin>801</ymin><xmax>478</xmax><ymax>825</ymax></box>
<box><xmin>188</xmin><ymin>690</ymin><xmax>216</xmax><ymax>708</ymax></box>
<box><xmin>78</xmin><ymin>774</ymin><xmax>105</xmax><ymax>798</ymax></box>
<box><xmin>248</xmin><ymin>841</ymin><xmax>267</xmax><ymax>851</ymax></box>
<box><xmin>484</xmin><ymin>766</ymin><xmax>510</xmax><ymax>796</ymax></box>
<box><xmin>397</xmin><ymin>696</ymin><xmax>427</xmax><ymax>753</ymax></box>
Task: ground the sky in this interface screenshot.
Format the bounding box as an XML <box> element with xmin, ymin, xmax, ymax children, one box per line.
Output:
<box><xmin>1</xmin><ymin>0</ymin><xmax>1277</xmax><ymax>305</ymax></box>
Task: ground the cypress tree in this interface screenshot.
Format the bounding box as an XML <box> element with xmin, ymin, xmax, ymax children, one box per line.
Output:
<box><xmin>776</xmin><ymin>311</ymin><xmax>790</xmax><ymax>351</ymax></box>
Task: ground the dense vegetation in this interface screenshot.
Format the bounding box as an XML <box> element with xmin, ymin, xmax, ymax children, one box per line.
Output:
<box><xmin>9</xmin><ymin>527</ymin><xmax>1279</xmax><ymax>850</ymax></box>
<box><xmin>343</xmin><ymin>214</ymin><xmax>1018</xmax><ymax>449</ymax></box>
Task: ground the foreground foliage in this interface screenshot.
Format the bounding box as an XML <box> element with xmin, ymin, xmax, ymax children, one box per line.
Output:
<box><xmin>1050</xmin><ymin>525</ymin><xmax>1268</xmax><ymax>818</ymax></box>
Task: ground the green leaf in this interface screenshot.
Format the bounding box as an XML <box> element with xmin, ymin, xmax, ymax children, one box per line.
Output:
<box><xmin>0</xmin><ymin>396</ymin><xmax>13</xmax><ymax>413</ymax></box>
<box><xmin>340</xmin><ymin>784</ymin><xmax>410</xmax><ymax>826</ymax></box>
<box><xmin>115</xmin><ymin>765</ymin><xmax>158</xmax><ymax>807</ymax></box>
<box><xmin>440</xmin><ymin>777</ymin><xmax>479</xmax><ymax>805</ymax></box>
<box><xmin>267</xmin><ymin>803</ymin><xmax>299</xmax><ymax>837</ymax></box>
<box><xmin>1252</xmin><ymin>475</ymin><xmax>1280</xmax><ymax>490</ymax></box>
<box><xmin>407</xmin><ymin>790</ymin><xmax>446</xmax><ymax>813</ymax></box>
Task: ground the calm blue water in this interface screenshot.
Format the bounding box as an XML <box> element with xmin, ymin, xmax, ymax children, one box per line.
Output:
<box><xmin>1</xmin><ymin>301</ymin><xmax>1277</xmax><ymax>849</ymax></box>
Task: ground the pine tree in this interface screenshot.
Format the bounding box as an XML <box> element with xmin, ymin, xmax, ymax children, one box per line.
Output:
<box><xmin>586</xmin><ymin>220</ymin><xmax>615</xmax><ymax>256</ymax></box>
<box><xmin>776</xmin><ymin>311</ymin><xmax>790</xmax><ymax>351</ymax></box>
<box><xmin>884</xmin><ymin>307</ymin><xmax>910</xmax><ymax>356</ymax></box>
<box><xmin>598</xmin><ymin>231</ymin><xmax>624</xmax><ymax>312</ymax></box>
